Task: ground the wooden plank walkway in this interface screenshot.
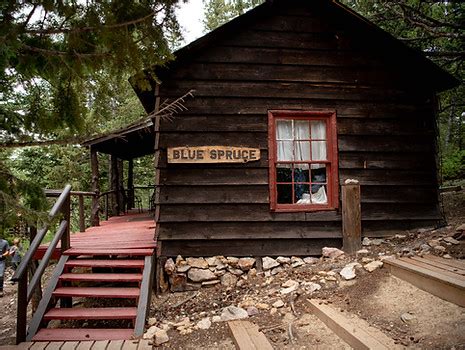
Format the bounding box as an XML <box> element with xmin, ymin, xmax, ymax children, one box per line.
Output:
<box><xmin>385</xmin><ymin>255</ymin><xmax>465</xmax><ymax>307</ymax></box>
<box><xmin>36</xmin><ymin>212</ymin><xmax>156</xmax><ymax>259</ymax></box>
<box><xmin>0</xmin><ymin>339</ymin><xmax>152</xmax><ymax>350</ymax></box>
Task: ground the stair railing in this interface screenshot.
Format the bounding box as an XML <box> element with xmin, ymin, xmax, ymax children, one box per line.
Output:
<box><xmin>11</xmin><ymin>184</ymin><xmax>72</xmax><ymax>344</ymax></box>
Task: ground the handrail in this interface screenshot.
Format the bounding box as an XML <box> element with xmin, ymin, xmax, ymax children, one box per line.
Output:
<box><xmin>45</xmin><ymin>189</ymin><xmax>96</xmax><ymax>197</ymax></box>
<box><xmin>13</xmin><ymin>184</ymin><xmax>71</xmax><ymax>344</ymax></box>
<box><xmin>12</xmin><ymin>184</ymin><xmax>72</xmax><ymax>282</ymax></box>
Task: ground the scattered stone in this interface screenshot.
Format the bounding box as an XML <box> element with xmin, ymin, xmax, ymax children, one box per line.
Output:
<box><xmin>256</xmin><ymin>303</ymin><xmax>270</xmax><ymax>310</ymax></box>
<box><xmin>154</xmin><ymin>329</ymin><xmax>169</xmax><ymax>346</ymax></box>
<box><xmin>228</xmin><ymin>267</ymin><xmax>244</xmax><ymax>276</ymax></box>
<box><xmin>433</xmin><ymin>245</ymin><xmax>446</xmax><ymax>253</ymax></box>
<box><xmin>361</xmin><ymin>257</ymin><xmax>374</xmax><ymax>264</ymax></box>
<box><xmin>317</xmin><ymin>271</ymin><xmax>327</xmax><ymax>276</ymax></box>
<box><xmin>420</xmin><ymin>244</ymin><xmax>431</xmax><ymax>252</ymax></box>
<box><xmin>212</xmin><ymin>315</ymin><xmax>222</xmax><ymax>322</ymax></box>
<box><xmin>371</xmin><ymin>238</ymin><xmax>384</xmax><ymax>246</ymax></box>
<box><xmin>280</xmin><ymin>279</ymin><xmax>299</xmax><ymax>294</ymax></box>
<box><xmin>202</xmin><ymin>279</ymin><xmax>220</xmax><ymax>287</ymax></box>
<box><xmin>262</xmin><ymin>257</ymin><xmax>280</xmax><ymax>270</ymax></box>
<box><xmin>148</xmin><ymin>317</ymin><xmax>157</xmax><ymax>326</ymax></box>
<box><xmin>186</xmin><ymin>257</ymin><xmax>209</xmax><ymax>269</ymax></box>
<box><xmin>303</xmin><ymin>257</ymin><xmax>319</xmax><ymax>264</ymax></box>
<box><xmin>443</xmin><ymin>254</ymin><xmax>452</xmax><ymax>259</ymax></box>
<box><xmin>196</xmin><ymin>317</ymin><xmax>212</xmax><ymax>330</ymax></box>
<box><xmin>400</xmin><ymin>312</ymin><xmax>416</xmax><ymax>323</ymax></box>
<box><xmin>164</xmin><ymin>258</ymin><xmax>176</xmax><ymax>275</ymax></box>
<box><xmin>428</xmin><ymin>239</ymin><xmax>441</xmax><ymax>248</ymax></box>
<box><xmin>326</xmin><ymin>276</ymin><xmax>337</xmax><ymax>281</ymax></box>
<box><xmin>344</xmin><ymin>179</ymin><xmax>359</xmax><ymax>184</ymax></box>
<box><xmin>456</xmin><ymin>224</ymin><xmax>465</xmax><ymax>232</ymax></box>
<box><xmin>276</xmin><ymin>256</ymin><xmax>291</xmax><ymax>264</ymax></box>
<box><xmin>188</xmin><ymin>268</ymin><xmax>216</xmax><ymax>282</ymax></box>
<box><xmin>322</xmin><ymin>247</ymin><xmax>345</xmax><ymax>259</ymax></box>
<box><xmin>184</xmin><ymin>282</ymin><xmax>202</xmax><ymax>291</ymax></box>
<box><xmin>221</xmin><ymin>273</ymin><xmax>238</xmax><ymax>288</ymax></box>
<box><xmin>144</xmin><ymin>325</ymin><xmax>163</xmax><ymax>339</ymax></box>
<box><xmin>174</xmin><ymin>317</ymin><xmax>191</xmax><ymax>328</ymax></box>
<box><xmin>340</xmin><ymin>264</ymin><xmax>357</xmax><ymax>280</ymax></box>
<box><xmin>364</xmin><ymin>260</ymin><xmax>383</xmax><ymax>272</ymax></box>
<box><xmin>395</xmin><ymin>234</ymin><xmax>407</xmax><ymax>239</ymax></box>
<box><xmin>291</xmin><ymin>256</ymin><xmax>305</xmax><ymax>268</ymax></box>
<box><xmin>356</xmin><ymin>249</ymin><xmax>370</xmax><ymax>255</ymax></box>
<box><xmin>362</xmin><ymin>237</ymin><xmax>372</xmax><ymax>246</ymax></box>
<box><xmin>226</xmin><ymin>257</ymin><xmax>240</xmax><ymax>267</ymax></box>
<box><xmin>271</xmin><ymin>266</ymin><xmax>284</xmax><ymax>275</ymax></box>
<box><xmin>248</xmin><ymin>268</ymin><xmax>257</xmax><ymax>276</ymax></box>
<box><xmin>247</xmin><ymin>306</ymin><xmax>259</xmax><ymax>316</ymax></box>
<box><xmin>443</xmin><ymin>237</ymin><xmax>460</xmax><ymax>245</ymax></box>
<box><xmin>177</xmin><ymin>265</ymin><xmax>191</xmax><ymax>273</ymax></box>
<box><xmin>220</xmin><ymin>306</ymin><xmax>249</xmax><ymax>321</ymax></box>
<box><xmin>238</xmin><ymin>257</ymin><xmax>256</xmax><ymax>271</ymax></box>
<box><xmin>303</xmin><ymin>282</ymin><xmax>321</xmax><ymax>293</ymax></box>
<box><xmin>273</xmin><ymin>300</ymin><xmax>285</xmax><ymax>308</ymax></box>
<box><xmin>175</xmin><ymin>255</ymin><xmax>184</xmax><ymax>265</ymax></box>
<box><xmin>270</xmin><ymin>308</ymin><xmax>278</xmax><ymax>315</ymax></box>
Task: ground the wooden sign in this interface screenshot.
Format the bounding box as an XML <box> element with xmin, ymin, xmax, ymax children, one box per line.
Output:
<box><xmin>168</xmin><ymin>146</ymin><xmax>261</xmax><ymax>163</ymax></box>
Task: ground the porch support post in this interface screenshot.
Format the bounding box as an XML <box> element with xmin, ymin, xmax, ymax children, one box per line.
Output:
<box><xmin>110</xmin><ymin>154</ymin><xmax>119</xmax><ymax>216</ymax></box>
<box><xmin>90</xmin><ymin>146</ymin><xmax>100</xmax><ymax>226</ymax></box>
<box><xmin>342</xmin><ymin>180</ymin><xmax>362</xmax><ymax>254</ymax></box>
<box><xmin>117</xmin><ymin>158</ymin><xmax>126</xmax><ymax>212</ymax></box>
<box><xmin>127</xmin><ymin>159</ymin><xmax>135</xmax><ymax>210</ymax></box>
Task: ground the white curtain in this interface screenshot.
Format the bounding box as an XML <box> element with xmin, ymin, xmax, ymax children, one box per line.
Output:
<box><xmin>311</xmin><ymin>120</ymin><xmax>326</xmax><ymax>164</ymax></box>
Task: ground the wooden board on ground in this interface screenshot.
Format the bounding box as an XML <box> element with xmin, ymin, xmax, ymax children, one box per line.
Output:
<box><xmin>0</xmin><ymin>340</ymin><xmax>152</xmax><ymax>350</ymax></box>
<box><xmin>307</xmin><ymin>299</ymin><xmax>401</xmax><ymax>350</ymax></box>
<box><xmin>384</xmin><ymin>256</ymin><xmax>465</xmax><ymax>307</ymax></box>
<box><xmin>228</xmin><ymin>320</ymin><xmax>274</xmax><ymax>350</ymax></box>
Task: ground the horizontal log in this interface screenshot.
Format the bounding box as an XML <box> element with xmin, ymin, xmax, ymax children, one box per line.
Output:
<box><xmin>194</xmin><ymin>46</ymin><xmax>385</xmax><ymax>67</ymax></box>
<box><xmin>159</xmin><ymin>132</ymin><xmax>433</xmax><ymax>153</ymax></box>
<box><xmin>158</xmin><ymin>221</ymin><xmax>342</xmax><ymax>240</ymax></box>
<box><xmin>339</xmin><ymin>152</ymin><xmax>434</xmax><ymax>170</ymax></box>
<box><xmin>156</xmin><ymin>96</ymin><xmax>432</xmax><ymax>116</ymax></box>
<box><xmin>156</xmin><ymin>185</ymin><xmax>437</xmax><ymax>205</ymax></box>
<box><xmin>160</xmin><ymin>238</ymin><xmax>342</xmax><ymax>257</ymax></box>
<box><xmin>159</xmin><ymin>168</ymin><xmax>436</xmax><ymax>186</ymax></box>
<box><xmin>162</xmin><ymin>63</ymin><xmax>413</xmax><ymax>88</ymax></box>
<box><xmin>159</xmin><ymin>80</ymin><xmax>428</xmax><ymax>104</ymax></box>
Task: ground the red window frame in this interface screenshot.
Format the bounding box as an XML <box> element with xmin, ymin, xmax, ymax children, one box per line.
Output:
<box><xmin>268</xmin><ymin>110</ymin><xmax>339</xmax><ymax>212</ymax></box>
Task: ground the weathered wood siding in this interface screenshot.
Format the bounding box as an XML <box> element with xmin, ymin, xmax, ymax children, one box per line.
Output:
<box><xmin>152</xmin><ymin>1</ymin><xmax>441</xmax><ymax>256</ymax></box>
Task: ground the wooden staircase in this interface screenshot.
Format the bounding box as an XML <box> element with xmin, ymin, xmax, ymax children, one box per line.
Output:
<box><xmin>28</xmin><ymin>248</ymin><xmax>155</xmax><ymax>342</ymax></box>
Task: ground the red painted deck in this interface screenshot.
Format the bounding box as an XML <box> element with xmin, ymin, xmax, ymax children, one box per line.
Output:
<box><xmin>36</xmin><ymin>212</ymin><xmax>156</xmax><ymax>259</ymax></box>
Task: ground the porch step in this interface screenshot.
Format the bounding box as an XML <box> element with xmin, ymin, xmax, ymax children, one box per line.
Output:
<box><xmin>52</xmin><ymin>287</ymin><xmax>140</xmax><ymax>299</ymax></box>
<box><xmin>64</xmin><ymin>248</ymin><xmax>153</xmax><ymax>256</ymax></box>
<box><xmin>32</xmin><ymin>328</ymin><xmax>134</xmax><ymax>341</ymax></box>
<box><xmin>65</xmin><ymin>259</ymin><xmax>145</xmax><ymax>269</ymax></box>
<box><xmin>59</xmin><ymin>273</ymin><xmax>142</xmax><ymax>283</ymax></box>
<box><xmin>43</xmin><ymin>307</ymin><xmax>137</xmax><ymax>321</ymax></box>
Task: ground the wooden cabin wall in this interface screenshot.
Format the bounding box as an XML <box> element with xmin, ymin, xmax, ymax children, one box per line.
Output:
<box><xmin>154</xmin><ymin>1</ymin><xmax>441</xmax><ymax>257</ymax></box>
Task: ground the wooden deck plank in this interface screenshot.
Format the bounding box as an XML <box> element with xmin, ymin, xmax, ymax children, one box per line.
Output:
<box><xmin>45</xmin><ymin>342</ymin><xmax>64</xmax><ymax>350</ymax></box>
<box><xmin>60</xmin><ymin>341</ymin><xmax>80</xmax><ymax>350</ymax></box>
<box><xmin>411</xmin><ymin>256</ymin><xmax>465</xmax><ymax>275</ymax></box>
<box><xmin>59</xmin><ymin>273</ymin><xmax>142</xmax><ymax>283</ymax></box>
<box><xmin>385</xmin><ymin>258</ymin><xmax>465</xmax><ymax>307</ymax></box>
<box><xmin>106</xmin><ymin>340</ymin><xmax>124</xmax><ymax>350</ymax></box>
<box><xmin>29</xmin><ymin>343</ymin><xmax>49</xmax><ymax>350</ymax></box>
<box><xmin>65</xmin><ymin>260</ymin><xmax>145</xmax><ymax>269</ymax></box>
<box><xmin>121</xmin><ymin>340</ymin><xmax>139</xmax><ymax>350</ymax></box>
<box><xmin>401</xmin><ymin>257</ymin><xmax>465</xmax><ymax>280</ymax></box>
<box><xmin>90</xmin><ymin>341</ymin><xmax>109</xmax><ymax>350</ymax></box>
<box><xmin>228</xmin><ymin>320</ymin><xmax>273</xmax><ymax>350</ymax></box>
<box><xmin>307</xmin><ymin>299</ymin><xmax>400</xmax><ymax>349</ymax></box>
<box><xmin>136</xmin><ymin>340</ymin><xmax>152</xmax><ymax>350</ymax></box>
<box><xmin>64</xmin><ymin>249</ymin><xmax>153</xmax><ymax>256</ymax></box>
<box><xmin>33</xmin><ymin>329</ymin><xmax>133</xmax><ymax>342</ymax></box>
<box><xmin>423</xmin><ymin>255</ymin><xmax>465</xmax><ymax>271</ymax></box>
<box><xmin>76</xmin><ymin>342</ymin><xmax>94</xmax><ymax>350</ymax></box>
<box><xmin>44</xmin><ymin>307</ymin><xmax>137</xmax><ymax>321</ymax></box>
<box><xmin>52</xmin><ymin>287</ymin><xmax>140</xmax><ymax>299</ymax></box>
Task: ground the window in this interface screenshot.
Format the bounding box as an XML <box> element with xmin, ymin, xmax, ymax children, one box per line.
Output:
<box><xmin>268</xmin><ymin>110</ymin><xmax>339</xmax><ymax>211</ymax></box>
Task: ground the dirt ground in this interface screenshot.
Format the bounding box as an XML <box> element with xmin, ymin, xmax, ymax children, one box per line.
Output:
<box><xmin>0</xmin><ymin>190</ymin><xmax>464</xmax><ymax>348</ymax></box>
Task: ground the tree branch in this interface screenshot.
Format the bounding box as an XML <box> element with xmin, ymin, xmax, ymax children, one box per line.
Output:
<box><xmin>1</xmin><ymin>137</ymin><xmax>88</xmax><ymax>149</ymax></box>
<box><xmin>22</xmin><ymin>45</ymin><xmax>111</xmax><ymax>58</ymax></box>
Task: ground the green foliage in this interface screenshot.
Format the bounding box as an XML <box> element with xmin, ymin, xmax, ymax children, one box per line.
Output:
<box><xmin>442</xmin><ymin>149</ymin><xmax>465</xmax><ymax>181</ymax></box>
<box><xmin>203</xmin><ymin>0</ymin><xmax>264</xmax><ymax>32</ymax></box>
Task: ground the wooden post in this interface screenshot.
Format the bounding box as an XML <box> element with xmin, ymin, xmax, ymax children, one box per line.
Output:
<box><xmin>342</xmin><ymin>181</ymin><xmax>362</xmax><ymax>254</ymax></box>
<box><xmin>61</xmin><ymin>191</ymin><xmax>71</xmax><ymax>252</ymax></box>
<box><xmin>117</xmin><ymin>158</ymin><xmax>126</xmax><ymax>212</ymax></box>
<box><xmin>127</xmin><ymin>159</ymin><xmax>135</xmax><ymax>210</ymax></box>
<box><xmin>16</xmin><ymin>274</ymin><xmax>27</xmax><ymax>344</ymax></box>
<box><xmin>110</xmin><ymin>154</ymin><xmax>119</xmax><ymax>216</ymax></box>
<box><xmin>90</xmin><ymin>147</ymin><xmax>100</xmax><ymax>226</ymax></box>
<box><xmin>78</xmin><ymin>194</ymin><xmax>85</xmax><ymax>232</ymax></box>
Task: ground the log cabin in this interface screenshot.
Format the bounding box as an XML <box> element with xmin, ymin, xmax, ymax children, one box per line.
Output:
<box><xmin>126</xmin><ymin>0</ymin><xmax>458</xmax><ymax>258</ymax></box>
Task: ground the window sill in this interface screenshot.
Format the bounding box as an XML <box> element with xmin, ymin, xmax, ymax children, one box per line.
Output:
<box><xmin>271</xmin><ymin>206</ymin><xmax>337</xmax><ymax>213</ymax></box>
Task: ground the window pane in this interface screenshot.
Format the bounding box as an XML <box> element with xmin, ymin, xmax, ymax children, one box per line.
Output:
<box><xmin>295</xmin><ymin>120</ymin><xmax>310</xmax><ymax>140</ymax></box>
<box><xmin>311</xmin><ymin>120</ymin><xmax>326</xmax><ymax>140</ymax></box>
<box><xmin>295</xmin><ymin>141</ymin><xmax>311</xmax><ymax>161</ymax></box>
<box><xmin>277</xmin><ymin>184</ymin><xmax>293</xmax><ymax>204</ymax></box>
<box><xmin>311</xmin><ymin>141</ymin><xmax>327</xmax><ymax>160</ymax></box>
<box><xmin>311</xmin><ymin>165</ymin><xmax>327</xmax><ymax>183</ymax></box>
<box><xmin>294</xmin><ymin>164</ymin><xmax>309</xmax><ymax>182</ymax></box>
<box><xmin>311</xmin><ymin>185</ymin><xmax>328</xmax><ymax>204</ymax></box>
<box><xmin>276</xmin><ymin>120</ymin><xmax>292</xmax><ymax>140</ymax></box>
<box><xmin>295</xmin><ymin>184</ymin><xmax>310</xmax><ymax>204</ymax></box>
<box><xmin>276</xmin><ymin>164</ymin><xmax>292</xmax><ymax>182</ymax></box>
<box><xmin>277</xmin><ymin>141</ymin><xmax>293</xmax><ymax>161</ymax></box>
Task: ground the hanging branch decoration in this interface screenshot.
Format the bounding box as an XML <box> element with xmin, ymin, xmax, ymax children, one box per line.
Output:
<box><xmin>148</xmin><ymin>89</ymin><xmax>195</xmax><ymax>122</ymax></box>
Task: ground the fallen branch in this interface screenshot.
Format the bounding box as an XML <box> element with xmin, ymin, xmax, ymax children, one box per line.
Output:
<box><xmin>170</xmin><ymin>291</ymin><xmax>200</xmax><ymax>309</ymax></box>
